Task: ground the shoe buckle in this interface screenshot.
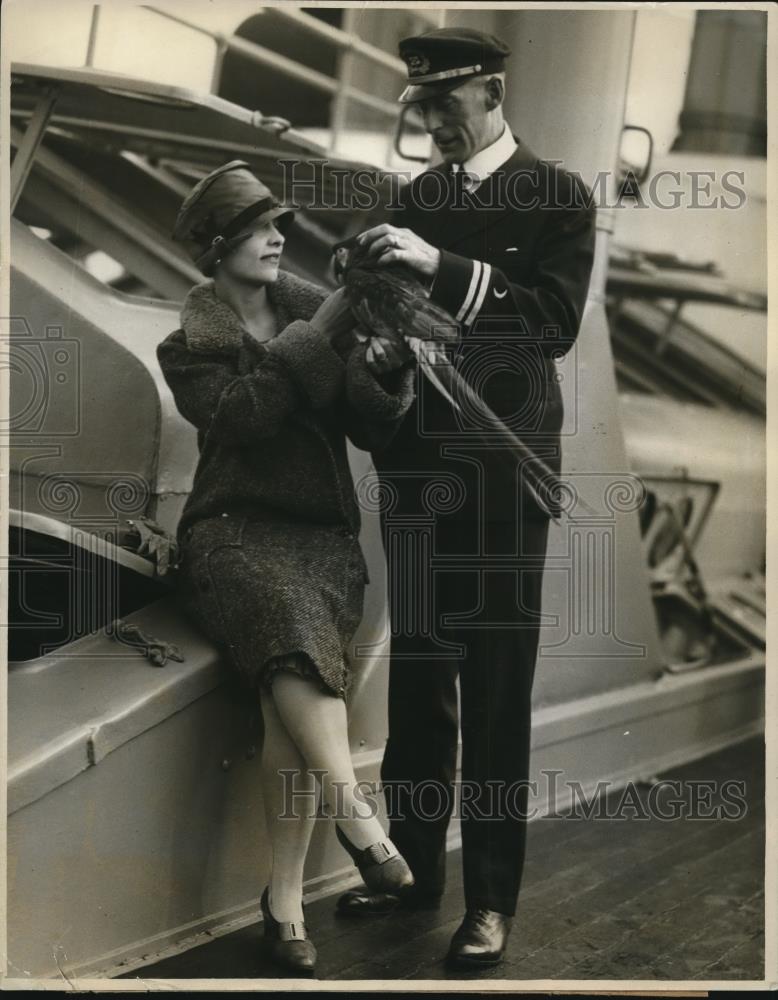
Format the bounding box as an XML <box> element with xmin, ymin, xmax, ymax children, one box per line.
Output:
<box><xmin>365</xmin><ymin>839</ymin><xmax>398</xmax><ymax>865</ymax></box>
<box><xmin>279</xmin><ymin>920</ymin><xmax>306</xmax><ymax>942</ymax></box>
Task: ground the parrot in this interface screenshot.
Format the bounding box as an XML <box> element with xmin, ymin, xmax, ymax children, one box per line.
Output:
<box><xmin>333</xmin><ymin>236</ymin><xmax>566</xmax><ymax>521</ymax></box>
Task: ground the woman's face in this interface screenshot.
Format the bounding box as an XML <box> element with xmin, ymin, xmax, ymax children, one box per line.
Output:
<box><xmin>220</xmin><ymin>217</ymin><xmax>286</xmax><ymax>285</ymax></box>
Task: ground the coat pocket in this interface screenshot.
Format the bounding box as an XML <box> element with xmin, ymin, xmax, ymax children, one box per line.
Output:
<box><xmin>178</xmin><ymin>516</ymin><xmax>248</xmax><ymax>643</ymax></box>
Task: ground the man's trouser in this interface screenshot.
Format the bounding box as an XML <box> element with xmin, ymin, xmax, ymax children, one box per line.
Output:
<box><xmin>379</xmin><ymin>510</ymin><xmax>550</xmax><ymax>917</ymax></box>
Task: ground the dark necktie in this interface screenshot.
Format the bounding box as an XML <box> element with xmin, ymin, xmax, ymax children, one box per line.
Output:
<box><xmin>451</xmin><ymin>164</ymin><xmax>478</xmax><ymax>208</ymax></box>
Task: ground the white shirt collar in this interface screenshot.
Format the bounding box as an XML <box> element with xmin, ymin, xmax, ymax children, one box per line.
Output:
<box><xmin>454</xmin><ymin>126</ymin><xmax>518</xmax><ymax>184</ymax></box>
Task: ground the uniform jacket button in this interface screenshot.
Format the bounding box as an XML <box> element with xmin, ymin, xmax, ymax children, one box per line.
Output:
<box><xmin>198</xmin><ymin>574</ymin><xmax>211</xmax><ymax>591</ymax></box>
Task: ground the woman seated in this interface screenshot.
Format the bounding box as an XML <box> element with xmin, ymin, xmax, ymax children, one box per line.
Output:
<box><xmin>157</xmin><ymin>161</ymin><xmax>415</xmax><ymax>977</ymax></box>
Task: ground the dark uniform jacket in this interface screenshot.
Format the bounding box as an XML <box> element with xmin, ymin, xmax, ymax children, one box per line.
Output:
<box><xmin>376</xmin><ymin>136</ymin><xmax>596</xmax><ymax>522</ymax></box>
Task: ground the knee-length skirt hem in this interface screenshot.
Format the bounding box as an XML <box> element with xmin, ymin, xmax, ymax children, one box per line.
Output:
<box><xmin>177</xmin><ymin>515</ymin><xmax>368</xmax><ymax>699</ymax></box>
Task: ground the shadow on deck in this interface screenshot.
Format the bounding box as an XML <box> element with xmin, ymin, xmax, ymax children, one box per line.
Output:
<box><xmin>125</xmin><ymin>735</ymin><xmax>765</xmax><ymax>983</ymax></box>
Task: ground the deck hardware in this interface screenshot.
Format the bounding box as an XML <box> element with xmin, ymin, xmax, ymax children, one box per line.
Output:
<box><xmin>112</xmin><ymin>619</ymin><xmax>185</xmax><ymax>667</ymax></box>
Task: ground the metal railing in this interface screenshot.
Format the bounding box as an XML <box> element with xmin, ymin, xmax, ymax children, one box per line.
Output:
<box><xmin>130</xmin><ymin>4</ymin><xmax>433</xmax><ymax>160</ymax></box>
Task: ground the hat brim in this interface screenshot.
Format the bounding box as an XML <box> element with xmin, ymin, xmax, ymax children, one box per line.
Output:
<box><xmin>192</xmin><ymin>204</ymin><xmax>295</xmax><ymax>275</ymax></box>
<box><xmin>398</xmin><ymin>77</ymin><xmax>471</xmax><ymax>104</ymax></box>
<box><xmin>236</xmin><ymin>203</ymin><xmax>295</xmax><ymax>234</ymax></box>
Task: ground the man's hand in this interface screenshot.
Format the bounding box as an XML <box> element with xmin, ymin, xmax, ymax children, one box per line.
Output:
<box><xmin>357</xmin><ymin>224</ymin><xmax>441</xmax><ymax>280</ymax></box>
<box><xmin>365</xmin><ymin>334</ymin><xmax>413</xmax><ymax>376</ymax></box>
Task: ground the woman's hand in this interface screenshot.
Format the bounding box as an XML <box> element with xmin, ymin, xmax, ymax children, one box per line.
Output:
<box><xmin>365</xmin><ymin>335</ymin><xmax>413</xmax><ymax>376</ymax></box>
<box><xmin>311</xmin><ymin>287</ymin><xmax>355</xmax><ymax>343</ymax></box>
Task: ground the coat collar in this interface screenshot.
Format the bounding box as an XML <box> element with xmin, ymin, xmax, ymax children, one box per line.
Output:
<box><xmin>180</xmin><ymin>270</ymin><xmax>315</xmax><ymax>353</ymax></box>
<box><xmin>410</xmin><ymin>136</ymin><xmax>540</xmax><ymax>250</ymax></box>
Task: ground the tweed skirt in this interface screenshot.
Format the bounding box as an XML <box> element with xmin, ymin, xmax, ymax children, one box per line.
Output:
<box><xmin>177</xmin><ymin>513</ymin><xmax>368</xmax><ymax>699</ymax></box>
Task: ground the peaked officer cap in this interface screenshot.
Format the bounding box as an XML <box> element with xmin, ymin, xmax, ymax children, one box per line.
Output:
<box><xmin>398</xmin><ymin>28</ymin><xmax>511</xmax><ymax>103</ymax></box>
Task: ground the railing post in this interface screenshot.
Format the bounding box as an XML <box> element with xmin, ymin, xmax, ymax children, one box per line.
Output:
<box><xmin>210</xmin><ymin>34</ymin><xmax>229</xmax><ymax>95</ymax></box>
<box><xmin>85</xmin><ymin>4</ymin><xmax>101</xmax><ymax>67</ymax></box>
<box><xmin>328</xmin><ymin>8</ymin><xmax>356</xmax><ymax>155</ymax></box>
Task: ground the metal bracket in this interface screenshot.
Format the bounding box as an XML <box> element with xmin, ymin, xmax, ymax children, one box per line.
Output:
<box><xmin>10</xmin><ymin>86</ymin><xmax>58</xmax><ymax>214</ymax></box>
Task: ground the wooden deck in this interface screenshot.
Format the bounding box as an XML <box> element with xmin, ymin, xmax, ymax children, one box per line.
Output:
<box><xmin>125</xmin><ymin>736</ymin><xmax>765</xmax><ymax>983</ymax></box>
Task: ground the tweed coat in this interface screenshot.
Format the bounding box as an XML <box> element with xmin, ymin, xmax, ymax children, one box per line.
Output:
<box><xmin>156</xmin><ymin>270</ymin><xmax>415</xmax><ymax>697</ymax></box>
<box><xmin>375</xmin><ymin>137</ymin><xmax>596</xmax><ymax>523</ymax></box>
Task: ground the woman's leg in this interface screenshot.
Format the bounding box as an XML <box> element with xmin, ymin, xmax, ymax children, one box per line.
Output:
<box><xmin>259</xmin><ymin>686</ymin><xmax>318</xmax><ymax>924</ymax></box>
<box><xmin>270</xmin><ymin>670</ymin><xmax>387</xmax><ymax>850</ymax></box>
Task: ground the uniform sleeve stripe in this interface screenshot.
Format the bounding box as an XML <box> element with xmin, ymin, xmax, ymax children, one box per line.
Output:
<box><xmin>455</xmin><ymin>260</ymin><xmax>482</xmax><ymax>322</ymax></box>
<box><xmin>463</xmin><ymin>262</ymin><xmax>492</xmax><ymax>327</ymax></box>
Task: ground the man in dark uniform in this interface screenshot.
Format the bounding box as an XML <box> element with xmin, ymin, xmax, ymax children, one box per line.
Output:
<box><xmin>337</xmin><ymin>28</ymin><xmax>596</xmax><ymax>969</ymax></box>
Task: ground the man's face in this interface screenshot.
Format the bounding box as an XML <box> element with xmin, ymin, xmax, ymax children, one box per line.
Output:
<box><xmin>412</xmin><ymin>78</ymin><xmax>492</xmax><ymax>164</ymax></box>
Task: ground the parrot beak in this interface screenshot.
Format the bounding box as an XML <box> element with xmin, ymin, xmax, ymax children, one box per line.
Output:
<box><xmin>331</xmin><ymin>235</ymin><xmax>361</xmax><ymax>254</ymax></box>
<box><xmin>331</xmin><ymin>236</ymin><xmax>361</xmax><ymax>284</ymax></box>
<box><xmin>332</xmin><ymin>247</ymin><xmax>350</xmax><ymax>284</ymax></box>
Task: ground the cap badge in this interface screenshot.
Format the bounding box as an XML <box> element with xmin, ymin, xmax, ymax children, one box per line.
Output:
<box><xmin>405</xmin><ymin>52</ymin><xmax>431</xmax><ymax>77</ymax></box>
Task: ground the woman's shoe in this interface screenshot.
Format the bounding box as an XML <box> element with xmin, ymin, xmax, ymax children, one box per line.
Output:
<box><xmin>335</xmin><ymin>825</ymin><xmax>415</xmax><ymax>895</ymax></box>
<box><xmin>260</xmin><ymin>887</ymin><xmax>317</xmax><ymax>977</ymax></box>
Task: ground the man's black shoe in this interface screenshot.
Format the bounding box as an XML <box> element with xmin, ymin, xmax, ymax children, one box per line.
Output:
<box><xmin>335</xmin><ymin>885</ymin><xmax>443</xmax><ymax>917</ymax></box>
<box><xmin>445</xmin><ymin>908</ymin><xmax>513</xmax><ymax>969</ymax></box>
